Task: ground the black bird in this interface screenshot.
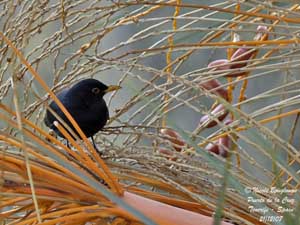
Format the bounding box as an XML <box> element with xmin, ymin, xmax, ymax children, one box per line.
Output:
<box><xmin>44</xmin><ymin>78</ymin><xmax>120</xmax><ymax>149</ymax></box>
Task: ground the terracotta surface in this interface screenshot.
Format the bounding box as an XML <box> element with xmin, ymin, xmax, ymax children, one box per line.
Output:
<box><xmin>122</xmin><ymin>191</ymin><xmax>233</xmax><ymax>225</ymax></box>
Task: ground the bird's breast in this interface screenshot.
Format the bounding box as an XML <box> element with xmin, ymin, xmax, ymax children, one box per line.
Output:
<box><xmin>69</xmin><ymin>100</ymin><xmax>109</xmax><ymax>137</ymax></box>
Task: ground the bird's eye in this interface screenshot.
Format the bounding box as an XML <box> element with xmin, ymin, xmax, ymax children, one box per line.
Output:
<box><xmin>92</xmin><ymin>87</ymin><xmax>100</xmax><ymax>94</ymax></box>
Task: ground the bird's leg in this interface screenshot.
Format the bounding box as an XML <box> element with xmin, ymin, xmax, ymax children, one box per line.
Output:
<box><xmin>66</xmin><ymin>140</ymin><xmax>71</xmax><ymax>149</ymax></box>
<box><xmin>64</xmin><ymin>140</ymin><xmax>78</xmax><ymax>161</ymax></box>
<box><xmin>91</xmin><ymin>136</ymin><xmax>102</xmax><ymax>157</ymax></box>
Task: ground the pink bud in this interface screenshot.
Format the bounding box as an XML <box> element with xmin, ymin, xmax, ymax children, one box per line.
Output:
<box><xmin>204</xmin><ymin>137</ymin><xmax>230</xmax><ymax>158</ymax></box>
<box><xmin>256</xmin><ymin>25</ymin><xmax>268</xmax><ymax>33</ymax></box>
<box><xmin>158</xmin><ymin>148</ymin><xmax>177</xmax><ymax>161</ymax></box>
<box><xmin>254</xmin><ymin>26</ymin><xmax>268</xmax><ymax>41</ymax></box>
<box><xmin>224</xmin><ymin>119</ymin><xmax>233</xmax><ymax>125</ymax></box>
<box><xmin>223</xmin><ymin>47</ymin><xmax>255</xmax><ymax>77</ymax></box>
<box><xmin>200</xmin><ymin>78</ymin><xmax>221</xmax><ymax>90</ymax></box>
<box><xmin>218</xmin><ymin>136</ymin><xmax>231</xmax><ymax>157</ymax></box>
<box><xmin>230</xmin><ymin>47</ymin><xmax>254</xmax><ymax>68</ymax></box>
<box><xmin>199</xmin><ymin>79</ymin><xmax>228</xmax><ymax>100</ymax></box>
<box><xmin>160</xmin><ymin>128</ymin><xmax>185</xmax><ymax>152</ymax></box>
<box><xmin>208</xmin><ymin>59</ymin><xmax>231</xmax><ymax>71</ymax></box>
<box><xmin>205</xmin><ymin>141</ymin><xmax>220</xmax><ymax>155</ymax></box>
<box><xmin>199</xmin><ymin>104</ymin><xmax>228</xmax><ymax>128</ymax></box>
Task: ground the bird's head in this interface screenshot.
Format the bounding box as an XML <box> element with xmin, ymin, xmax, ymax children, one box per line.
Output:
<box><xmin>69</xmin><ymin>78</ymin><xmax>121</xmax><ymax>100</ymax></box>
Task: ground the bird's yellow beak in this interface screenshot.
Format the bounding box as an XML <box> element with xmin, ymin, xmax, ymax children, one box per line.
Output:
<box><xmin>104</xmin><ymin>85</ymin><xmax>121</xmax><ymax>93</ymax></box>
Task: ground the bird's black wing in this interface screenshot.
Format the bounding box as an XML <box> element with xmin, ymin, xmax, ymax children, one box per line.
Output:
<box><xmin>44</xmin><ymin>89</ymin><xmax>69</xmax><ymax>130</ymax></box>
<box><xmin>68</xmin><ymin>99</ymin><xmax>109</xmax><ymax>137</ymax></box>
